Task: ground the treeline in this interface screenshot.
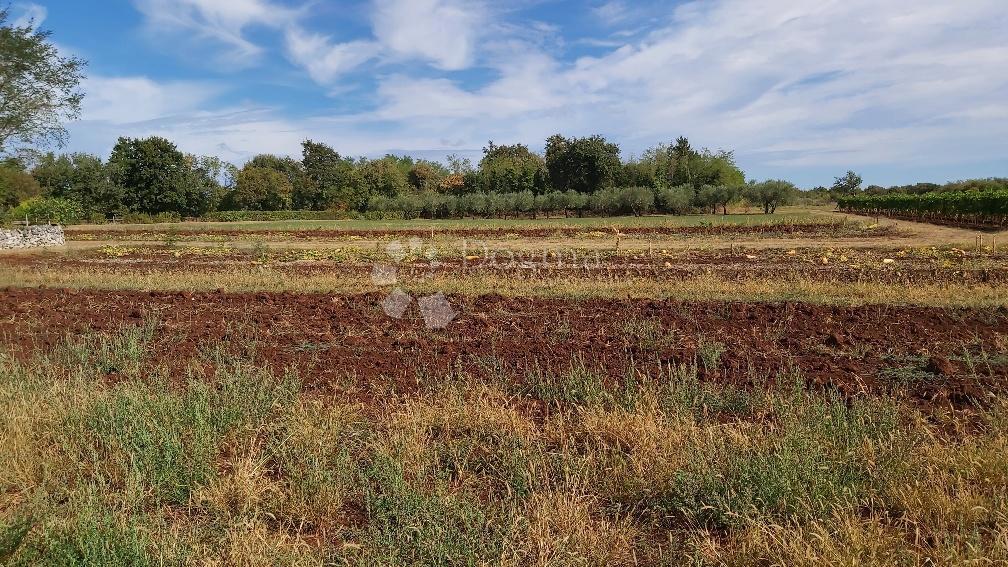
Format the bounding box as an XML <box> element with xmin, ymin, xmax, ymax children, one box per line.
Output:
<box><xmin>1</xmin><ymin>134</ymin><xmax>802</xmax><ymax>223</ymax></box>
<box><xmin>365</xmin><ymin>181</ymin><xmax>797</xmax><ymax>219</ymax></box>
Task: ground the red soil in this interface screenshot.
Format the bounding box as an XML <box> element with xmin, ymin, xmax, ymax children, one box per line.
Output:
<box><xmin>1</xmin><ymin>287</ymin><xmax>1004</xmax><ymax>409</ymax></box>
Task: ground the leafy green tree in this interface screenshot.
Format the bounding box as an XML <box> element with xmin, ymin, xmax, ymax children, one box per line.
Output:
<box><xmin>545</xmin><ymin>134</ymin><xmax>621</xmax><ymax>193</ymax></box>
<box><xmin>246</xmin><ymin>154</ymin><xmax>309</xmax><ymax>207</ymax></box>
<box><xmin>302</xmin><ymin>140</ymin><xmax>358</xmax><ymax>210</ymax></box>
<box><xmin>621</xmin><ymin>186</ymin><xmax>656</xmax><ymax>216</ymax></box>
<box><xmin>0</xmin><ymin>163</ymin><xmax>40</xmax><ymax>208</ymax></box>
<box><xmin>229</xmin><ymin>166</ymin><xmax>293</xmax><ymax>210</ymax></box>
<box><xmin>694</xmin><ymin>150</ymin><xmax>745</xmax><ymax>188</ymax></box>
<box><xmin>668</xmin><ymin>136</ymin><xmax>696</xmax><ymax>187</ymax></box>
<box><xmin>445</xmin><ymin>154</ymin><xmax>474</xmax><ymax>175</ymax></box>
<box><xmin>694</xmin><ymin>184</ymin><xmax>720</xmax><ymax>214</ymax></box>
<box><xmin>8</xmin><ymin>196</ymin><xmax>82</xmax><ymax>224</ymax></box>
<box><xmin>619</xmin><ymin>153</ymin><xmax>664</xmax><ymax>188</ymax></box>
<box><xmin>655</xmin><ymin>184</ymin><xmax>693</xmax><ymax>214</ymax></box>
<box><xmin>831</xmin><ymin>170</ymin><xmax>863</xmax><ymax>196</ymax></box>
<box><xmin>0</xmin><ymin>9</ymin><xmax>86</xmax><ymax>154</ymax></box>
<box><xmin>478</xmin><ymin>141</ymin><xmax>547</xmax><ymax>194</ymax></box>
<box><xmin>357</xmin><ymin>157</ymin><xmax>409</xmax><ymax>200</ymax></box>
<box><xmin>408</xmin><ymin>161</ymin><xmax>447</xmax><ymax>191</ymax></box>
<box><xmin>745</xmin><ymin>179</ymin><xmax>797</xmax><ymax>214</ymax></box>
<box><xmin>711</xmin><ymin>185</ymin><xmax>741</xmax><ymax>215</ymax></box>
<box><xmin>32</xmin><ymin>152</ymin><xmax>121</xmax><ymax>216</ymax></box>
<box><xmin>108</xmin><ymin>136</ymin><xmax>211</xmax><ymax>216</ymax></box>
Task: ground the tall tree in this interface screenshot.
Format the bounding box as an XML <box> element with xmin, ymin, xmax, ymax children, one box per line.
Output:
<box><xmin>247</xmin><ymin>153</ymin><xmax>309</xmax><ymax>208</ymax></box>
<box><xmin>478</xmin><ymin>141</ymin><xmax>547</xmax><ymax>194</ymax></box>
<box><xmin>544</xmin><ymin>134</ymin><xmax>621</xmax><ymax>193</ymax></box>
<box><xmin>831</xmin><ymin>170</ymin><xmax>863</xmax><ymax>196</ymax></box>
<box><xmin>229</xmin><ymin>166</ymin><xmax>293</xmax><ymax>210</ymax></box>
<box><xmin>0</xmin><ymin>161</ymin><xmax>40</xmax><ymax>208</ymax></box>
<box><xmin>301</xmin><ymin>140</ymin><xmax>357</xmax><ymax>210</ymax></box>
<box><xmin>108</xmin><ymin>136</ymin><xmax>212</xmax><ymax>216</ymax></box>
<box><xmin>33</xmin><ymin>152</ymin><xmax>122</xmax><ymax>216</ymax></box>
<box><xmin>0</xmin><ymin>9</ymin><xmax>86</xmax><ymax>154</ymax></box>
<box><xmin>668</xmin><ymin>136</ymin><xmax>696</xmax><ymax>187</ymax></box>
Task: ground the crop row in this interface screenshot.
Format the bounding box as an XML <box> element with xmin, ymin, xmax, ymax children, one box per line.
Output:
<box><xmin>838</xmin><ymin>190</ymin><xmax>1008</xmax><ymax>227</ymax></box>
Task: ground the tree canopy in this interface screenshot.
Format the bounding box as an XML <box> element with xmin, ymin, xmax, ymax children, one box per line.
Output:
<box><xmin>0</xmin><ymin>9</ymin><xmax>86</xmax><ymax>155</ymax></box>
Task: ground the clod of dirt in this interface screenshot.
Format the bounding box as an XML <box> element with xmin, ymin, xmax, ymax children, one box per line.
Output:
<box><xmin>826</xmin><ymin>332</ymin><xmax>847</xmax><ymax>347</ymax></box>
<box><xmin>926</xmin><ymin>356</ymin><xmax>956</xmax><ymax>376</ymax></box>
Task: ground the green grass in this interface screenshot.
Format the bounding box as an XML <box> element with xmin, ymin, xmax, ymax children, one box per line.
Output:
<box><xmin>1</xmin><ymin>323</ymin><xmax>1006</xmax><ymax>564</ymax></box>
<box><xmin>68</xmin><ymin>209</ymin><xmax>821</xmax><ymax>233</ymax></box>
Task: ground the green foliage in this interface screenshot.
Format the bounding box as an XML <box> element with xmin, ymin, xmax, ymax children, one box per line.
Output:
<box><xmin>8</xmin><ymin>196</ymin><xmax>83</xmax><ymax>224</ymax></box>
<box><xmin>745</xmin><ymin>179</ymin><xmax>797</xmax><ymax>214</ymax></box>
<box><xmin>527</xmin><ymin>356</ymin><xmax>609</xmax><ymax>406</ymax></box>
<box><xmin>478</xmin><ymin>141</ymin><xmax>547</xmax><ymax>194</ymax></box>
<box><xmin>14</xmin><ymin>508</ymin><xmax>158</xmax><ymax>567</ymax></box>
<box><xmin>201</xmin><ymin>209</ymin><xmax>350</xmax><ymax>222</ymax></box>
<box><xmin>228</xmin><ymin>166</ymin><xmax>293</xmax><ymax>210</ymax></box>
<box><xmin>357</xmin><ymin>157</ymin><xmax>410</xmax><ymax>202</ymax></box>
<box><xmin>620</xmin><ymin>186</ymin><xmax>655</xmax><ymax>216</ymax></box>
<box><xmin>0</xmin><ymin>9</ymin><xmax>86</xmax><ymax>153</ymax></box>
<box><xmin>0</xmin><ymin>164</ymin><xmax>41</xmax><ymax>209</ymax></box>
<box><xmin>544</xmin><ymin>134</ymin><xmax>621</xmax><ymax>193</ymax></box>
<box><xmin>108</xmin><ymin>137</ymin><xmax>214</xmax><ymax>217</ymax></box>
<box><xmin>665</xmin><ymin>138</ymin><xmax>745</xmax><ymax>190</ymax></box>
<box><xmin>655</xmin><ymin>183</ymin><xmax>693</xmax><ymax>214</ymax></box>
<box><xmin>301</xmin><ymin>140</ymin><xmax>358</xmax><ymax>210</ymax></box>
<box><xmin>31</xmin><ymin>153</ymin><xmax>122</xmax><ymax>217</ymax></box>
<box><xmin>831</xmin><ymin>170</ymin><xmax>863</xmax><ymax>196</ymax></box>
<box><xmin>838</xmin><ymin>189</ymin><xmax>1008</xmax><ymax>224</ymax></box>
<box><xmin>358</xmin><ymin>454</ymin><xmax>503</xmax><ymax>564</ymax></box>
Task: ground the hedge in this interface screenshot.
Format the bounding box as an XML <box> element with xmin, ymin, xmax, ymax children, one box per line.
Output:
<box><xmin>837</xmin><ymin>190</ymin><xmax>1008</xmax><ymax>226</ymax></box>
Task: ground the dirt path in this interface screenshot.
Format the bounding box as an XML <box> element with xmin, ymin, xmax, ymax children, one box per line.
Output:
<box><xmin>813</xmin><ymin>209</ymin><xmax>1008</xmax><ymax>247</ymax></box>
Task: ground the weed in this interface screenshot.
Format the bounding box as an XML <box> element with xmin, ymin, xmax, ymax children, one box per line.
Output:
<box><xmin>696</xmin><ymin>338</ymin><xmax>726</xmax><ymax>373</ymax></box>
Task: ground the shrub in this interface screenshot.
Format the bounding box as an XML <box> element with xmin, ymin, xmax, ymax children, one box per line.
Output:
<box><xmin>201</xmin><ymin>210</ymin><xmax>348</xmax><ymax>222</ymax></box>
<box><xmin>8</xmin><ymin>197</ymin><xmax>85</xmax><ymax>225</ymax></box>
<box><xmin>120</xmin><ymin>211</ymin><xmax>182</xmax><ymax>224</ymax></box>
<box><xmin>656</xmin><ymin>184</ymin><xmax>694</xmax><ymax>214</ymax></box>
<box><xmin>620</xmin><ymin>186</ymin><xmax>656</xmax><ymax>216</ymax></box>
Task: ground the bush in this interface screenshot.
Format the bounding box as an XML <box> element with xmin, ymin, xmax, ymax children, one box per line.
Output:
<box><xmin>120</xmin><ymin>211</ymin><xmax>183</xmax><ymax>224</ymax></box>
<box><xmin>620</xmin><ymin>186</ymin><xmax>656</xmax><ymax>216</ymax></box>
<box><xmin>656</xmin><ymin>184</ymin><xmax>694</xmax><ymax>214</ymax></box>
<box><xmin>8</xmin><ymin>197</ymin><xmax>85</xmax><ymax>225</ymax></box>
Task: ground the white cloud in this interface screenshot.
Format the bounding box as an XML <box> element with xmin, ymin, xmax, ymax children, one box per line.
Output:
<box><xmin>345</xmin><ymin>0</ymin><xmax>1008</xmax><ymax>180</ymax></box>
<box><xmin>592</xmin><ymin>1</ymin><xmax>629</xmax><ymax>24</ymax></box>
<box><xmin>73</xmin><ymin>0</ymin><xmax>1008</xmax><ymax>185</ymax></box>
<box><xmin>81</xmin><ymin>76</ymin><xmax>223</xmax><ymax>124</ymax></box>
<box><xmin>11</xmin><ymin>2</ymin><xmax>46</xmax><ymax>29</ymax></box>
<box><xmin>283</xmin><ymin>28</ymin><xmax>379</xmax><ymax>84</ymax></box>
<box><xmin>371</xmin><ymin>0</ymin><xmax>485</xmax><ymax>70</ymax></box>
<box><xmin>132</xmin><ymin>0</ymin><xmax>297</xmax><ymax>65</ymax></box>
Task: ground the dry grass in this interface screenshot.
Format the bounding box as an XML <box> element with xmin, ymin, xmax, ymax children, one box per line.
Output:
<box><xmin>1</xmin><ymin>323</ymin><xmax>1007</xmax><ymax>565</ymax></box>
<box><xmin>2</xmin><ymin>264</ymin><xmax>1007</xmax><ymax>308</ymax></box>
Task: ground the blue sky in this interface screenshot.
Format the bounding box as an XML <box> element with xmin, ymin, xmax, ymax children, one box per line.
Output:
<box><xmin>12</xmin><ymin>0</ymin><xmax>1008</xmax><ymax>187</ymax></box>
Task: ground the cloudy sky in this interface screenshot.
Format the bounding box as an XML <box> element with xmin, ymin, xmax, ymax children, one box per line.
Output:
<box><xmin>14</xmin><ymin>0</ymin><xmax>1008</xmax><ymax>186</ymax></box>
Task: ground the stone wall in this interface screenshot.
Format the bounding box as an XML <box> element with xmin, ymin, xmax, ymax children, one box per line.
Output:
<box><xmin>0</xmin><ymin>225</ymin><xmax>66</xmax><ymax>249</ymax></box>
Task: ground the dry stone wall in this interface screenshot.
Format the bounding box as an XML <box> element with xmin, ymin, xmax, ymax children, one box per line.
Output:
<box><xmin>0</xmin><ymin>225</ymin><xmax>66</xmax><ymax>249</ymax></box>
